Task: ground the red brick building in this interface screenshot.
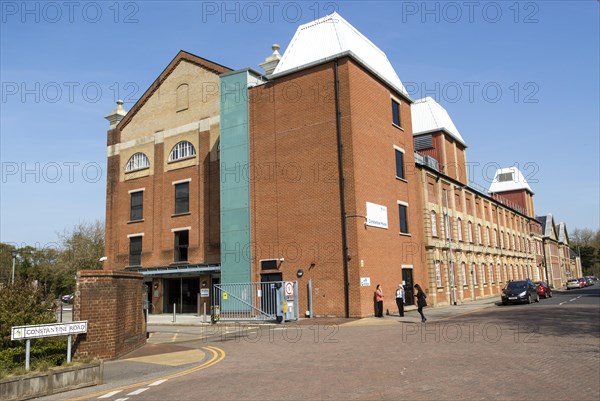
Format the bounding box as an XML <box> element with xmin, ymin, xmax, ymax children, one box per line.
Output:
<box><xmin>102</xmin><ymin>12</ymin><xmax>578</xmax><ymax>317</ymax></box>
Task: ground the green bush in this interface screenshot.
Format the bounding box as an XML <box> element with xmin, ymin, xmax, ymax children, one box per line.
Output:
<box><xmin>0</xmin><ymin>280</ymin><xmax>68</xmax><ymax>375</ymax></box>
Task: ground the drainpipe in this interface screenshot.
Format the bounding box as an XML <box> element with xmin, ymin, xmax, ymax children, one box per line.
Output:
<box><xmin>334</xmin><ymin>60</ymin><xmax>350</xmax><ymax>318</ymax></box>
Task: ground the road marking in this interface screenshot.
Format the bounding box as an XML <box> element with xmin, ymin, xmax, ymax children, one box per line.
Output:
<box><xmin>98</xmin><ymin>390</ymin><xmax>122</xmax><ymax>398</ymax></box>
<box><xmin>171</xmin><ymin>332</ymin><xmax>179</xmax><ymax>342</ymax></box>
<box><xmin>127</xmin><ymin>388</ymin><xmax>149</xmax><ymax>395</ymax></box>
<box><xmin>560</xmin><ymin>295</ymin><xmax>583</xmax><ymax>305</ymax></box>
<box><xmin>149</xmin><ymin>379</ymin><xmax>167</xmax><ymax>386</ymax></box>
<box><xmin>65</xmin><ymin>346</ymin><xmax>226</xmax><ymax>401</ymax></box>
<box><xmin>114</xmin><ymin>399</ymin><xmax>129</xmax><ymax>401</ymax></box>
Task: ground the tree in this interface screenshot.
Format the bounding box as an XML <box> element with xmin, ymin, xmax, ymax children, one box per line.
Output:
<box><xmin>58</xmin><ymin>220</ymin><xmax>105</xmax><ymax>273</ymax></box>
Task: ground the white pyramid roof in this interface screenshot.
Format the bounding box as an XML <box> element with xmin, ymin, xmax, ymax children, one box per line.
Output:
<box><xmin>489</xmin><ymin>167</ymin><xmax>533</xmax><ymax>194</ymax></box>
<box><xmin>411</xmin><ymin>97</ymin><xmax>466</xmax><ymax>146</ymax></box>
<box><xmin>272</xmin><ymin>12</ymin><xmax>407</xmax><ymax>96</ymax></box>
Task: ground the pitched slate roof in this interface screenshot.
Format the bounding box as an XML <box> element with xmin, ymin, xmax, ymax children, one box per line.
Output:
<box><xmin>411</xmin><ymin>97</ymin><xmax>466</xmax><ymax>146</ymax></box>
<box><xmin>557</xmin><ymin>222</ymin><xmax>569</xmax><ymax>244</ymax></box>
<box><xmin>272</xmin><ymin>12</ymin><xmax>408</xmax><ymax>97</ymax></box>
<box><xmin>536</xmin><ymin>214</ymin><xmax>557</xmax><ymax>239</ymax></box>
<box><xmin>489</xmin><ymin>167</ymin><xmax>533</xmax><ymax>194</ymax></box>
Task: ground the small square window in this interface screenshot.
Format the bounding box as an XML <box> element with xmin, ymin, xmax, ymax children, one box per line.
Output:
<box><xmin>392</xmin><ymin>99</ymin><xmax>401</xmax><ymax>127</ymax></box>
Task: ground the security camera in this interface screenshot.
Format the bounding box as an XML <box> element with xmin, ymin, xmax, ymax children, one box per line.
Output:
<box><xmin>99</xmin><ymin>256</ymin><xmax>108</xmax><ymax>262</ymax></box>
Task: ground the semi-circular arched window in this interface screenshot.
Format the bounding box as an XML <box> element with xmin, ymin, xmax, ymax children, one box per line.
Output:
<box><xmin>169</xmin><ymin>141</ymin><xmax>196</xmax><ymax>161</ymax></box>
<box><xmin>126</xmin><ymin>152</ymin><xmax>150</xmax><ymax>172</ymax></box>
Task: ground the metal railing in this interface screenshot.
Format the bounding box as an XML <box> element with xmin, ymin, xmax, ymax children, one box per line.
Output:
<box><xmin>212</xmin><ymin>282</ymin><xmax>281</xmax><ymax>322</ymax></box>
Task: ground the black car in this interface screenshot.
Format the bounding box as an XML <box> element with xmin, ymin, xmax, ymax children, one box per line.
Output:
<box><xmin>501</xmin><ymin>280</ymin><xmax>539</xmax><ymax>305</ymax></box>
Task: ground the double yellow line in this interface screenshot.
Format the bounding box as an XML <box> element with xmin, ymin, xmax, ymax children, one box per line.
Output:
<box><xmin>65</xmin><ymin>346</ymin><xmax>226</xmax><ymax>401</ymax></box>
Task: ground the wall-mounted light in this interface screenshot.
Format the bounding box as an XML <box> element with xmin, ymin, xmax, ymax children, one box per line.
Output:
<box><xmin>296</xmin><ymin>269</ymin><xmax>304</xmax><ymax>278</ymax></box>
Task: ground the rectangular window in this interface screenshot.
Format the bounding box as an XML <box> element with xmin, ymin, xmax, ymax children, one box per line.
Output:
<box><xmin>395</xmin><ymin>149</ymin><xmax>405</xmax><ymax>179</ymax></box>
<box><xmin>392</xmin><ymin>99</ymin><xmax>401</xmax><ymax>127</ymax></box>
<box><xmin>175</xmin><ymin>182</ymin><xmax>189</xmax><ymax>214</ymax></box>
<box><xmin>129</xmin><ymin>236</ymin><xmax>142</xmax><ymax>266</ymax></box>
<box><xmin>174</xmin><ymin>230</ymin><xmax>189</xmax><ymax>262</ymax></box>
<box><xmin>472</xmin><ymin>263</ymin><xmax>477</xmax><ymax>286</ymax></box>
<box><xmin>435</xmin><ymin>261</ymin><xmax>442</xmax><ymax>287</ymax></box>
<box><xmin>398</xmin><ymin>204</ymin><xmax>409</xmax><ymax>234</ymax></box>
<box><xmin>130</xmin><ymin>191</ymin><xmax>143</xmax><ymax>221</ymax></box>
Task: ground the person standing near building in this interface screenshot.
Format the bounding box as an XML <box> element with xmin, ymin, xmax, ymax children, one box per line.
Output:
<box><xmin>414</xmin><ymin>284</ymin><xmax>427</xmax><ymax>322</ymax></box>
<box><xmin>375</xmin><ymin>284</ymin><xmax>384</xmax><ymax>317</ymax></box>
<box><xmin>395</xmin><ymin>283</ymin><xmax>405</xmax><ymax>317</ymax></box>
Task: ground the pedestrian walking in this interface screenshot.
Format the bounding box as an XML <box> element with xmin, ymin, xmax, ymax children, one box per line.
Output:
<box><xmin>414</xmin><ymin>283</ymin><xmax>427</xmax><ymax>322</ymax></box>
<box><xmin>375</xmin><ymin>284</ymin><xmax>384</xmax><ymax>317</ymax></box>
<box><xmin>395</xmin><ymin>283</ymin><xmax>405</xmax><ymax>317</ymax></box>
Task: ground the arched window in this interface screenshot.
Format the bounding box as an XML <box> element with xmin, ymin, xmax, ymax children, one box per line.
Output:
<box><xmin>126</xmin><ymin>152</ymin><xmax>150</xmax><ymax>172</ymax></box>
<box><xmin>176</xmin><ymin>84</ymin><xmax>189</xmax><ymax>111</ymax></box>
<box><xmin>461</xmin><ymin>262</ymin><xmax>467</xmax><ymax>286</ymax></box>
<box><xmin>485</xmin><ymin>226</ymin><xmax>491</xmax><ymax>246</ymax></box>
<box><xmin>169</xmin><ymin>141</ymin><xmax>196</xmax><ymax>162</ymax></box>
<box><xmin>477</xmin><ymin>224</ymin><xmax>483</xmax><ymax>244</ymax></box>
<box><xmin>457</xmin><ymin>218</ymin><xmax>463</xmax><ymax>241</ymax></box>
<box><xmin>431</xmin><ymin>211</ymin><xmax>438</xmax><ymax>237</ymax></box>
<box><xmin>435</xmin><ymin>261</ymin><xmax>442</xmax><ymax>287</ymax></box>
<box><xmin>500</xmin><ymin>231</ymin><xmax>504</xmax><ymax>248</ymax></box>
<box><xmin>467</xmin><ymin>221</ymin><xmax>473</xmax><ymax>243</ymax></box>
<box><xmin>493</xmin><ymin>228</ymin><xmax>498</xmax><ymax>247</ymax></box>
<box><xmin>472</xmin><ymin>262</ymin><xmax>477</xmax><ymax>286</ymax></box>
<box><xmin>481</xmin><ymin>263</ymin><xmax>487</xmax><ymax>284</ymax></box>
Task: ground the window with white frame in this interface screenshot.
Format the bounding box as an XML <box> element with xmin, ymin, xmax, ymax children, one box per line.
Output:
<box><xmin>431</xmin><ymin>211</ymin><xmax>438</xmax><ymax>237</ymax></box>
<box><xmin>457</xmin><ymin>218</ymin><xmax>463</xmax><ymax>241</ymax></box>
<box><xmin>503</xmin><ymin>264</ymin><xmax>508</xmax><ymax>282</ymax></box>
<box><xmin>493</xmin><ymin>228</ymin><xmax>498</xmax><ymax>247</ymax></box>
<box><xmin>485</xmin><ymin>226</ymin><xmax>490</xmax><ymax>246</ymax></box>
<box><xmin>461</xmin><ymin>262</ymin><xmax>467</xmax><ymax>286</ymax></box>
<box><xmin>435</xmin><ymin>261</ymin><xmax>442</xmax><ymax>287</ymax></box>
<box><xmin>169</xmin><ymin>141</ymin><xmax>196</xmax><ymax>162</ymax></box>
<box><xmin>445</xmin><ymin>214</ymin><xmax>451</xmax><ymax>240</ymax></box>
<box><xmin>472</xmin><ymin>262</ymin><xmax>477</xmax><ymax>286</ymax></box>
<box><xmin>126</xmin><ymin>152</ymin><xmax>150</xmax><ymax>172</ymax></box>
<box><xmin>496</xmin><ymin>264</ymin><xmax>501</xmax><ymax>283</ymax></box>
<box><xmin>477</xmin><ymin>224</ymin><xmax>482</xmax><ymax>244</ymax></box>
<box><xmin>481</xmin><ymin>263</ymin><xmax>487</xmax><ymax>284</ymax></box>
<box><xmin>468</xmin><ymin>221</ymin><xmax>473</xmax><ymax>243</ymax></box>
<box><xmin>488</xmin><ymin>264</ymin><xmax>494</xmax><ymax>283</ymax></box>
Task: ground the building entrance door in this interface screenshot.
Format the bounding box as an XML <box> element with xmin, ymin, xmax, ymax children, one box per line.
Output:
<box><xmin>163</xmin><ymin>277</ymin><xmax>200</xmax><ymax>313</ymax></box>
<box><xmin>402</xmin><ymin>269</ymin><xmax>414</xmax><ymax>306</ymax></box>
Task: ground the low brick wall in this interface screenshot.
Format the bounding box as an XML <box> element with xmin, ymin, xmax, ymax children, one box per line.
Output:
<box><xmin>73</xmin><ymin>270</ymin><xmax>146</xmax><ymax>360</ymax></box>
<box><xmin>0</xmin><ymin>361</ymin><xmax>103</xmax><ymax>401</ymax></box>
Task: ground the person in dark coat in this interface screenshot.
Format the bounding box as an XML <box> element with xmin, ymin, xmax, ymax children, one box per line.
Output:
<box><xmin>414</xmin><ymin>283</ymin><xmax>427</xmax><ymax>322</ymax></box>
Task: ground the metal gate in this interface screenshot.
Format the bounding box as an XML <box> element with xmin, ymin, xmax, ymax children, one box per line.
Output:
<box><xmin>212</xmin><ymin>281</ymin><xmax>298</xmax><ymax>322</ymax></box>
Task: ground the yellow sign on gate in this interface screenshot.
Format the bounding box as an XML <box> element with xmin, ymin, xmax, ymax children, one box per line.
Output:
<box><xmin>223</xmin><ymin>292</ymin><xmax>228</xmax><ymax>300</ymax></box>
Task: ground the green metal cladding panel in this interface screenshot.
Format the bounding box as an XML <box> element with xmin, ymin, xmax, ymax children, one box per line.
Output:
<box><xmin>220</xmin><ymin>71</ymin><xmax>251</xmax><ymax>285</ymax></box>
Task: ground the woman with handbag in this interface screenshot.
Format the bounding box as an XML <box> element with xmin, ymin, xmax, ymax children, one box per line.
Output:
<box><xmin>414</xmin><ymin>283</ymin><xmax>427</xmax><ymax>322</ymax></box>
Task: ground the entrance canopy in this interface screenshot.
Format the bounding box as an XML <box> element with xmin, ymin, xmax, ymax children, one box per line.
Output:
<box><xmin>126</xmin><ymin>263</ymin><xmax>221</xmax><ymax>278</ymax></box>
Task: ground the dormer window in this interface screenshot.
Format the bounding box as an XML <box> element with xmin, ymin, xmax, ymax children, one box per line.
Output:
<box><xmin>169</xmin><ymin>141</ymin><xmax>196</xmax><ymax>162</ymax></box>
<box><xmin>126</xmin><ymin>152</ymin><xmax>150</xmax><ymax>172</ymax></box>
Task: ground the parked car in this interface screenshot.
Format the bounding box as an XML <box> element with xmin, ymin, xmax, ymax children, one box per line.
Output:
<box><xmin>61</xmin><ymin>294</ymin><xmax>74</xmax><ymax>304</ymax></box>
<box><xmin>501</xmin><ymin>279</ymin><xmax>539</xmax><ymax>305</ymax></box>
<box><xmin>584</xmin><ymin>276</ymin><xmax>594</xmax><ymax>286</ymax></box>
<box><xmin>534</xmin><ymin>281</ymin><xmax>552</xmax><ymax>298</ymax></box>
<box><xmin>566</xmin><ymin>278</ymin><xmax>581</xmax><ymax>290</ymax></box>
<box><xmin>578</xmin><ymin>278</ymin><xmax>587</xmax><ymax>288</ymax></box>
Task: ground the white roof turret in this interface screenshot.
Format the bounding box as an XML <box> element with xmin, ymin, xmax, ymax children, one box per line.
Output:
<box><xmin>489</xmin><ymin>167</ymin><xmax>533</xmax><ymax>194</ymax></box>
<box><xmin>272</xmin><ymin>12</ymin><xmax>408</xmax><ymax>97</ymax></box>
<box><xmin>411</xmin><ymin>97</ymin><xmax>466</xmax><ymax>146</ymax></box>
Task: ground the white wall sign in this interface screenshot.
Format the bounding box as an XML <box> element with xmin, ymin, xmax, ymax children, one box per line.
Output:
<box><xmin>366</xmin><ymin>202</ymin><xmax>388</xmax><ymax>229</ymax></box>
<box><xmin>200</xmin><ymin>288</ymin><xmax>210</xmax><ymax>297</ymax></box>
<box><xmin>360</xmin><ymin>277</ymin><xmax>371</xmax><ymax>287</ymax></box>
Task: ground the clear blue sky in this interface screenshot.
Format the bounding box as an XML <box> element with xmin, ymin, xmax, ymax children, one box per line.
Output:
<box><xmin>1</xmin><ymin>1</ymin><xmax>599</xmax><ymax>247</ymax></box>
